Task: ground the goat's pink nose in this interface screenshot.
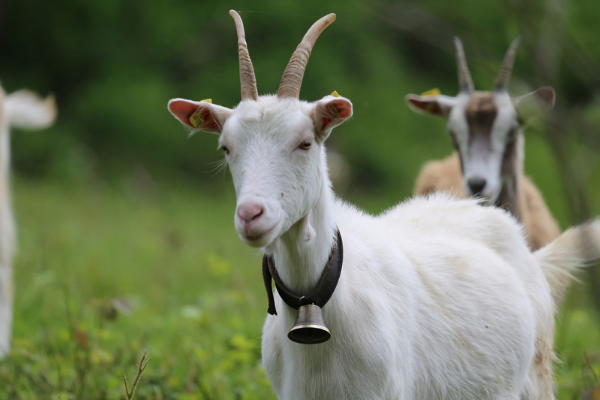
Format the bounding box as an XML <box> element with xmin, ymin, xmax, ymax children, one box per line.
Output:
<box><xmin>237</xmin><ymin>203</ymin><xmax>264</xmax><ymax>224</ymax></box>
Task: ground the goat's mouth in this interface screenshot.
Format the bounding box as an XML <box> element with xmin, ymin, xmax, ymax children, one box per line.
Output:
<box><xmin>241</xmin><ymin>222</ymin><xmax>279</xmax><ymax>247</ymax></box>
<box><xmin>473</xmin><ymin>195</ymin><xmax>495</xmax><ymax>205</ymax></box>
<box><xmin>465</xmin><ymin>186</ymin><xmax>501</xmax><ymax>206</ymax></box>
<box><xmin>479</xmin><ymin>191</ymin><xmax>502</xmax><ymax>206</ymax></box>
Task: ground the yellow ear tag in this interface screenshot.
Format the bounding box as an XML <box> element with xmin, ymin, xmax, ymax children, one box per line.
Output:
<box><xmin>330</xmin><ymin>91</ymin><xmax>341</xmax><ymax>98</ymax></box>
<box><xmin>421</xmin><ymin>88</ymin><xmax>440</xmax><ymax>97</ymax></box>
<box><xmin>188</xmin><ymin>99</ymin><xmax>213</xmax><ymax>128</ymax></box>
<box><xmin>189</xmin><ymin>109</ymin><xmax>204</xmax><ymax>128</ymax></box>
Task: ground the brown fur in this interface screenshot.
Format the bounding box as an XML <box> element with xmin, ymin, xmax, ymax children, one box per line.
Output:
<box><xmin>465</xmin><ymin>92</ymin><xmax>497</xmax><ymax>115</ymax></box>
<box><xmin>414</xmin><ymin>152</ymin><xmax>561</xmax><ymax>252</ymax></box>
<box><xmin>465</xmin><ymin>93</ymin><xmax>498</xmax><ymax>142</ymax></box>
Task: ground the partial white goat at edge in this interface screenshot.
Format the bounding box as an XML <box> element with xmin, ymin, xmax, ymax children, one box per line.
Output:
<box><xmin>168</xmin><ymin>11</ymin><xmax>600</xmax><ymax>400</ymax></box>
<box><xmin>0</xmin><ymin>86</ymin><xmax>57</xmax><ymax>358</ymax></box>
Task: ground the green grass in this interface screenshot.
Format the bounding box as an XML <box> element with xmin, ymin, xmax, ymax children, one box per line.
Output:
<box><xmin>0</xmin><ymin>178</ymin><xmax>599</xmax><ymax>399</ymax></box>
<box><xmin>2</xmin><ymin>178</ymin><xmax>273</xmax><ymax>399</ymax></box>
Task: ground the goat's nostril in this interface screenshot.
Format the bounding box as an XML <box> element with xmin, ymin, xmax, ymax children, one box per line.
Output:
<box><xmin>237</xmin><ymin>203</ymin><xmax>265</xmax><ymax>224</ymax></box>
<box><xmin>468</xmin><ymin>177</ymin><xmax>487</xmax><ymax>196</ymax></box>
<box><xmin>251</xmin><ymin>209</ymin><xmax>263</xmax><ymax>222</ymax></box>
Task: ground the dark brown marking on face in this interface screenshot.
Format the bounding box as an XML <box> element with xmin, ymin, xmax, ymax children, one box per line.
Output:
<box><xmin>454</xmin><ymin>93</ymin><xmax>499</xmax><ymax>180</ymax></box>
<box><xmin>501</xmin><ymin>127</ymin><xmax>518</xmax><ymax>177</ymax></box>
<box><xmin>495</xmin><ymin>127</ymin><xmax>521</xmax><ymax>219</ymax></box>
<box><xmin>448</xmin><ymin>131</ymin><xmax>465</xmax><ymax>173</ymax></box>
<box><xmin>465</xmin><ymin>93</ymin><xmax>498</xmax><ymax>147</ymax></box>
<box><xmin>448</xmin><ymin>93</ymin><xmax>498</xmax><ymax>175</ymax></box>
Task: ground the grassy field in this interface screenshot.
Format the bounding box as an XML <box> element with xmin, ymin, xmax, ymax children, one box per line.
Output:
<box><xmin>0</xmin><ymin>178</ymin><xmax>599</xmax><ymax>399</ymax></box>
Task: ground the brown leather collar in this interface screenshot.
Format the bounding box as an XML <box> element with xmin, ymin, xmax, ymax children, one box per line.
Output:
<box><xmin>262</xmin><ymin>229</ymin><xmax>343</xmax><ymax>315</ymax></box>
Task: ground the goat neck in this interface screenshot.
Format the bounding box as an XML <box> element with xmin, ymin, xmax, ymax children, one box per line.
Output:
<box><xmin>266</xmin><ymin>160</ymin><xmax>337</xmax><ymax>295</ymax></box>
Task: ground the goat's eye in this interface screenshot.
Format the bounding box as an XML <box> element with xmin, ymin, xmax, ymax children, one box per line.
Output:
<box><xmin>299</xmin><ymin>141</ymin><xmax>312</xmax><ymax>150</ymax></box>
<box><xmin>221</xmin><ymin>146</ymin><xmax>230</xmax><ymax>155</ymax></box>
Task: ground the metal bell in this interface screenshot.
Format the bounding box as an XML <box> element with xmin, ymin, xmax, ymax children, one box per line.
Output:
<box><xmin>288</xmin><ymin>304</ymin><xmax>331</xmax><ymax>344</ymax></box>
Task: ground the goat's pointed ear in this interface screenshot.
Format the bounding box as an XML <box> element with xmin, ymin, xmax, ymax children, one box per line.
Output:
<box><xmin>514</xmin><ymin>86</ymin><xmax>555</xmax><ymax>120</ymax></box>
<box><xmin>312</xmin><ymin>96</ymin><xmax>353</xmax><ymax>138</ymax></box>
<box><xmin>168</xmin><ymin>98</ymin><xmax>233</xmax><ymax>134</ymax></box>
<box><xmin>405</xmin><ymin>94</ymin><xmax>457</xmax><ymax>119</ymax></box>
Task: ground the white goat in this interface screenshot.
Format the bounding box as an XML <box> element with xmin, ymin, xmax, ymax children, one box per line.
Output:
<box><xmin>406</xmin><ymin>39</ymin><xmax>560</xmax><ymax>252</ymax></box>
<box><xmin>0</xmin><ymin>87</ymin><xmax>56</xmax><ymax>358</ymax></box>
<box><xmin>168</xmin><ymin>12</ymin><xmax>600</xmax><ymax>399</ymax></box>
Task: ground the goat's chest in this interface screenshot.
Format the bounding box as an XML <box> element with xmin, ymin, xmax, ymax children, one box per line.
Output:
<box><xmin>261</xmin><ymin>308</ymin><xmax>409</xmax><ymax>400</ymax></box>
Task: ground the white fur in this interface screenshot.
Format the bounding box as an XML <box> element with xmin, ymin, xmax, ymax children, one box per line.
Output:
<box><xmin>168</xmin><ymin>90</ymin><xmax>600</xmax><ymax>399</ymax></box>
<box><xmin>262</xmin><ymin>192</ymin><xmax>550</xmax><ymax>400</ymax></box>
<box><xmin>0</xmin><ymin>86</ymin><xmax>56</xmax><ymax>358</ymax></box>
<box><xmin>534</xmin><ymin>219</ymin><xmax>600</xmax><ymax>303</ymax></box>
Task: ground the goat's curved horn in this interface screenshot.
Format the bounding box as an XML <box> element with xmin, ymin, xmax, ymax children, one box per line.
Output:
<box><xmin>454</xmin><ymin>37</ymin><xmax>474</xmax><ymax>93</ymax></box>
<box><xmin>494</xmin><ymin>37</ymin><xmax>522</xmax><ymax>92</ymax></box>
<box><xmin>277</xmin><ymin>13</ymin><xmax>336</xmax><ymax>99</ymax></box>
<box><xmin>229</xmin><ymin>10</ymin><xmax>258</xmax><ymax>101</ymax></box>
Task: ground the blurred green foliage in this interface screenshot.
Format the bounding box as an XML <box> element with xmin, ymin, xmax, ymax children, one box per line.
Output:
<box><xmin>1</xmin><ymin>0</ymin><xmax>599</xmax><ymax>223</ymax></box>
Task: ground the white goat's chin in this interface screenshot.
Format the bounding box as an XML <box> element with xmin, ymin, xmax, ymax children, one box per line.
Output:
<box><xmin>238</xmin><ymin>223</ymin><xmax>280</xmax><ymax>248</ymax></box>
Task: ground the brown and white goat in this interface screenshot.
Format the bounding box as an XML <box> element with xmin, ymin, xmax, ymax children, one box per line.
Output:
<box><xmin>406</xmin><ymin>39</ymin><xmax>560</xmax><ymax>251</ymax></box>
<box><xmin>406</xmin><ymin>39</ymin><xmax>568</xmax><ymax>302</ymax></box>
